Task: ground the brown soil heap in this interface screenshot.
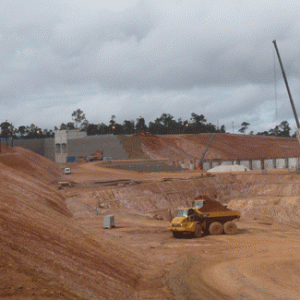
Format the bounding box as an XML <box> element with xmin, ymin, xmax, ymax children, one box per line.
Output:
<box><xmin>194</xmin><ymin>195</ymin><xmax>230</xmax><ymax>212</ymax></box>
<box><xmin>199</xmin><ymin>199</ymin><xmax>230</xmax><ymax>212</ymax></box>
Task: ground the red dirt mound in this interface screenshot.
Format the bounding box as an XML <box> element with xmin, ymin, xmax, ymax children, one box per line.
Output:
<box><xmin>135</xmin><ymin>133</ymin><xmax>300</xmax><ymax>160</ymax></box>
<box><xmin>0</xmin><ymin>147</ymin><xmax>141</xmax><ymax>299</ymax></box>
<box><xmin>199</xmin><ymin>199</ymin><xmax>230</xmax><ymax>212</ymax></box>
<box><xmin>0</xmin><ymin>146</ymin><xmax>61</xmax><ymax>183</ymax></box>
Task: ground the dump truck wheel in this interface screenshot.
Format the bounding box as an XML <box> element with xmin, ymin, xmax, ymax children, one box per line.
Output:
<box><xmin>209</xmin><ymin>222</ymin><xmax>223</xmax><ymax>235</ymax></box>
<box><xmin>224</xmin><ymin>221</ymin><xmax>238</xmax><ymax>235</ymax></box>
<box><xmin>172</xmin><ymin>231</ymin><xmax>182</xmax><ymax>238</ymax></box>
<box><xmin>194</xmin><ymin>224</ymin><xmax>202</xmax><ymax>238</ymax></box>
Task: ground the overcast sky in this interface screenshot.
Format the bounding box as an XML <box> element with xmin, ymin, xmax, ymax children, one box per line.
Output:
<box><xmin>1</xmin><ymin>0</ymin><xmax>300</xmax><ymax>134</ymax></box>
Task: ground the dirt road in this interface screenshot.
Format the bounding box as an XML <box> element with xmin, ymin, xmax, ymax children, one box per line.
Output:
<box><xmin>73</xmin><ymin>206</ymin><xmax>300</xmax><ymax>300</ymax></box>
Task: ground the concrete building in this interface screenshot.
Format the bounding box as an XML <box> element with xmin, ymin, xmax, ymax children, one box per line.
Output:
<box><xmin>54</xmin><ymin>130</ymin><xmax>88</xmax><ymax>163</ymax></box>
<box><xmin>54</xmin><ymin>130</ymin><xmax>67</xmax><ymax>163</ymax></box>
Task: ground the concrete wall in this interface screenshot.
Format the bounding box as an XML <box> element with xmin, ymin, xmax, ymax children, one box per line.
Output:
<box><xmin>67</xmin><ymin>130</ymin><xmax>87</xmax><ymax>139</ymax></box>
<box><xmin>276</xmin><ymin>158</ymin><xmax>286</xmax><ymax>169</ymax></box>
<box><xmin>203</xmin><ymin>157</ymin><xmax>300</xmax><ymax>171</ymax></box>
<box><xmin>203</xmin><ymin>162</ymin><xmax>210</xmax><ymax>170</ymax></box>
<box><xmin>13</xmin><ymin>139</ymin><xmax>45</xmax><ymax>156</ymax></box>
<box><xmin>252</xmin><ymin>160</ymin><xmax>262</xmax><ymax>170</ymax></box>
<box><xmin>13</xmin><ymin>138</ymin><xmax>55</xmax><ymax>161</ymax></box>
<box><xmin>44</xmin><ymin>139</ymin><xmax>55</xmax><ymax>161</ymax></box>
<box><xmin>222</xmin><ymin>161</ymin><xmax>233</xmax><ymax>166</ymax></box>
<box><xmin>240</xmin><ymin>160</ymin><xmax>250</xmax><ymax>169</ymax></box>
<box><xmin>13</xmin><ymin>135</ymin><xmax>129</xmax><ymax>162</ymax></box>
<box><xmin>288</xmin><ymin>158</ymin><xmax>299</xmax><ymax>169</ymax></box>
<box><xmin>67</xmin><ymin>135</ymin><xmax>129</xmax><ymax>160</ymax></box>
<box><xmin>212</xmin><ymin>161</ymin><xmax>219</xmax><ymax>168</ymax></box>
<box><xmin>264</xmin><ymin>159</ymin><xmax>274</xmax><ymax>169</ymax></box>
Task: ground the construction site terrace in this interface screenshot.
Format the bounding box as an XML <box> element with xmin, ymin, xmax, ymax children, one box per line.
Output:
<box><xmin>1</xmin><ymin>133</ymin><xmax>300</xmax><ymax>300</ymax></box>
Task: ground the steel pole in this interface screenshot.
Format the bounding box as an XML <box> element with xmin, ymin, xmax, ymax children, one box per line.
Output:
<box><xmin>272</xmin><ymin>40</ymin><xmax>300</xmax><ymax>129</ymax></box>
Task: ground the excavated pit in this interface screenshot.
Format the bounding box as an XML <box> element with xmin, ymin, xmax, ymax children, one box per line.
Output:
<box><xmin>2</xmin><ymin>142</ymin><xmax>300</xmax><ymax>299</ymax></box>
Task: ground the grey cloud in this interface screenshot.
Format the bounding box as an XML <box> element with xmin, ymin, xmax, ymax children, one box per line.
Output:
<box><xmin>1</xmin><ymin>0</ymin><xmax>300</xmax><ymax>133</ymax></box>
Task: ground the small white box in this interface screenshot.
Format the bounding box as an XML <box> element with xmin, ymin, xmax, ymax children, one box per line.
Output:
<box><xmin>103</xmin><ymin>215</ymin><xmax>115</xmax><ymax>228</ymax></box>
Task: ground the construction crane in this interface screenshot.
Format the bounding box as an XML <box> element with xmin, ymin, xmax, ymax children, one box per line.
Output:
<box><xmin>272</xmin><ymin>40</ymin><xmax>300</xmax><ymax>143</ymax></box>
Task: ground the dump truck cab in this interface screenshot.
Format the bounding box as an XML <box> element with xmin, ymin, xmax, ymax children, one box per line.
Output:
<box><xmin>168</xmin><ymin>208</ymin><xmax>202</xmax><ymax>238</ymax></box>
<box><xmin>169</xmin><ymin>197</ymin><xmax>240</xmax><ymax>238</ymax></box>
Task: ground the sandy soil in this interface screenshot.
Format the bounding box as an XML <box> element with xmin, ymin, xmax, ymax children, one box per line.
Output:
<box><xmin>2</xmin><ymin>145</ymin><xmax>300</xmax><ymax>299</ymax></box>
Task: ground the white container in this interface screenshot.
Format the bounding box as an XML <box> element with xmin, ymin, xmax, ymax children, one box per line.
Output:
<box><xmin>103</xmin><ymin>215</ymin><xmax>115</xmax><ymax>229</ymax></box>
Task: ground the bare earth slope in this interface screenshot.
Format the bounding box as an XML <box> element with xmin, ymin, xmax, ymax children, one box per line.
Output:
<box><xmin>0</xmin><ymin>147</ymin><xmax>142</xmax><ymax>299</ymax></box>
<box><xmin>135</xmin><ymin>133</ymin><xmax>300</xmax><ymax>160</ymax></box>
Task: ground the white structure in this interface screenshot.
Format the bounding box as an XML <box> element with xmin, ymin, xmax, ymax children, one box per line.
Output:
<box><xmin>55</xmin><ymin>130</ymin><xmax>67</xmax><ymax>163</ymax></box>
<box><xmin>54</xmin><ymin>130</ymin><xmax>87</xmax><ymax>163</ymax></box>
<box><xmin>208</xmin><ymin>165</ymin><xmax>250</xmax><ymax>173</ymax></box>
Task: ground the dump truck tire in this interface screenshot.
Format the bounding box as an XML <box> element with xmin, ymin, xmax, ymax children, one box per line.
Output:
<box><xmin>194</xmin><ymin>224</ymin><xmax>202</xmax><ymax>238</ymax></box>
<box><xmin>172</xmin><ymin>231</ymin><xmax>182</xmax><ymax>238</ymax></box>
<box><xmin>224</xmin><ymin>221</ymin><xmax>238</xmax><ymax>235</ymax></box>
<box><xmin>209</xmin><ymin>222</ymin><xmax>223</xmax><ymax>235</ymax></box>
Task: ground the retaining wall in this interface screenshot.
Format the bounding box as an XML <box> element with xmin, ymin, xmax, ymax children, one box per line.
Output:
<box><xmin>13</xmin><ymin>138</ymin><xmax>55</xmax><ymax>160</ymax></box>
<box><xmin>11</xmin><ymin>135</ymin><xmax>129</xmax><ymax>162</ymax></box>
<box><xmin>8</xmin><ymin>136</ymin><xmax>300</xmax><ymax>169</ymax></box>
<box><xmin>200</xmin><ymin>158</ymin><xmax>300</xmax><ymax>171</ymax></box>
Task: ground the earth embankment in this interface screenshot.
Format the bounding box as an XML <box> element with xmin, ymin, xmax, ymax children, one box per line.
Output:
<box><xmin>125</xmin><ymin>133</ymin><xmax>300</xmax><ymax>160</ymax></box>
<box><xmin>0</xmin><ymin>147</ymin><xmax>142</xmax><ymax>299</ymax></box>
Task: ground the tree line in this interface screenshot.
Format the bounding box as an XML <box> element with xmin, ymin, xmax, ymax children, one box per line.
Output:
<box><xmin>0</xmin><ymin>108</ymin><xmax>295</xmax><ymax>139</ymax></box>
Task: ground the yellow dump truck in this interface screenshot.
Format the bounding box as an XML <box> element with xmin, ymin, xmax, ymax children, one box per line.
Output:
<box><xmin>168</xmin><ymin>198</ymin><xmax>240</xmax><ymax>238</ymax></box>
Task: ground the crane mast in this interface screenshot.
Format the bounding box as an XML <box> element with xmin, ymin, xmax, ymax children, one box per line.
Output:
<box><xmin>272</xmin><ymin>40</ymin><xmax>300</xmax><ymax>144</ymax></box>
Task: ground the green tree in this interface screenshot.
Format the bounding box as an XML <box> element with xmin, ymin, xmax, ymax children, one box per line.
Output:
<box><xmin>60</xmin><ymin>123</ymin><xmax>68</xmax><ymax>130</ymax></box>
<box><xmin>190</xmin><ymin>113</ymin><xmax>207</xmax><ymax>133</ymax></box>
<box><xmin>67</xmin><ymin>122</ymin><xmax>75</xmax><ymax>130</ymax></box>
<box><xmin>98</xmin><ymin>123</ymin><xmax>109</xmax><ymax>135</ymax></box>
<box><xmin>191</xmin><ymin>113</ymin><xmax>206</xmax><ymax>124</ymax></box>
<box><xmin>148</xmin><ymin>120</ymin><xmax>164</xmax><ymax>135</ymax></box>
<box><xmin>25</xmin><ymin>124</ymin><xmax>40</xmax><ymax>139</ymax></box>
<box><xmin>87</xmin><ymin>124</ymin><xmax>98</xmax><ymax>136</ymax></box>
<box><xmin>109</xmin><ymin>115</ymin><xmax>116</xmax><ymax>134</ymax></box>
<box><xmin>112</xmin><ymin>124</ymin><xmax>124</xmax><ymax>135</ymax></box>
<box><xmin>151</xmin><ymin>113</ymin><xmax>178</xmax><ymax>134</ymax></box>
<box><xmin>136</xmin><ymin>117</ymin><xmax>147</xmax><ymax>133</ymax></box>
<box><xmin>268</xmin><ymin>125</ymin><xmax>280</xmax><ymax>136</ymax></box>
<box><xmin>257</xmin><ymin>131</ymin><xmax>269</xmax><ymax>136</ymax></box>
<box><xmin>220</xmin><ymin>125</ymin><xmax>226</xmax><ymax>133</ymax></box>
<box><xmin>1</xmin><ymin>121</ymin><xmax>12</xmax><ymax>145</ymax></box>
<box><xmin>123</xmin><ymin>120</ymin><xmax>135</xmax><ymax>134</ymax></box>
<box><xmin>238</xmin><ymin>122</ymin><xmax>250</xmax><ymax>133</ymax></box>
<box><xmin>109</xmin><ymin>115</ymin><xmax>116</xmax><ymax>127</ymax></box>
<box><xmin>278</xmin><ymin>120</ymin><xmax>290</xmax><ymax>137</ymax></box>
<box><xmin>18</xmin><ymin>125</ymin><xmax>27</xmax><ymax>137</ymax></box>
<box><xmin>81</xmin><ymin>119</ymin><xmax>89</xmax><ymax>131</ymax></box>
<box><xmin>72</xmin><ymin>109</ymin><xmax>86</xmax><ymax>129</ymax></box>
